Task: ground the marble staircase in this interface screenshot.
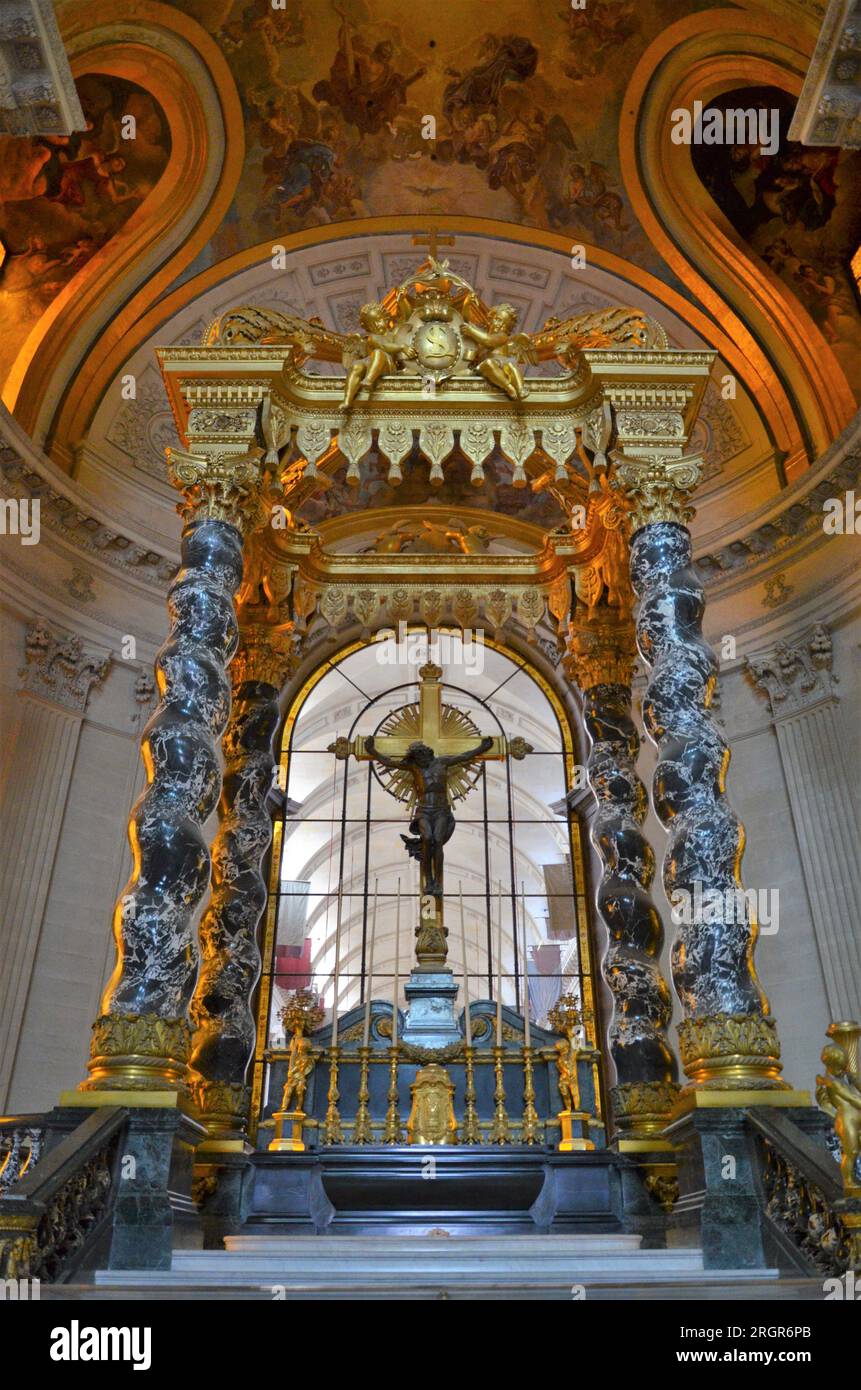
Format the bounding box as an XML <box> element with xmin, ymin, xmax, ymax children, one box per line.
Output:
<box><xmin>81</xmin><ymin>1233</ymin><xmax>800</xmax><ymax>1299</ymax></box>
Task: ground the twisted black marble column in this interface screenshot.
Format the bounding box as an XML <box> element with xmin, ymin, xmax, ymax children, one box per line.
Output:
<box><xmin>628</xmin><ymin>515</ymin><xmax>787</xmax><ymax>1092</ymax></box>
<box><xmin>83</xmin><ymin>516</ymin><xmax>246</xmax><ymax>1092</ymax></box>
<box><xmin>570</xmin><ymin>620</ymin><xmax>678</xmax><ymax>1136</ymax></box>
<box><xmin>190</xmin><ymin>629</ymin><xmax>293</xmax><ymax>1139</ymax></box>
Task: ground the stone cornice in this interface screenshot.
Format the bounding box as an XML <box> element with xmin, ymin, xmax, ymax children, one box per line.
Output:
<box><xmin>0</xmin><ymin>408</ymin><xmax>178</xmax><ymax>595</ymax></box>
<box><xmin>693</xmin><ymin>415</ymin><xmax>861</xmax><ymax>589</ymax></box>
<box><xmin>0</xmin><ymin>0</ymin><xmax>85</xmax><ymax>137</ymax></box>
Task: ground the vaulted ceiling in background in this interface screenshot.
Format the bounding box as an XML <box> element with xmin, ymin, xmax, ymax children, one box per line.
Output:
<box><xmin>0</xmin><ymin>0</ymin><xmax>856</xmax><ymax>478</ymax></box>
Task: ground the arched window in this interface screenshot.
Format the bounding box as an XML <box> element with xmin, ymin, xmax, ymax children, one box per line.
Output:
<box><xmin>251</xmin><ymin>633</ymin><xmax>600</xmax><ymax>1122</ymax></box>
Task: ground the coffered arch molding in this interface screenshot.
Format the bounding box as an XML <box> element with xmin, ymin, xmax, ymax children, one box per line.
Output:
<box><xmin>621</xmin><ymin>10</ymin><xmax>856</xmax><ymax>477</ymax></box>
<box><xmin>5</xmin><ymin>1</ymin><xmax>244</xmax><ymax>456</ymax></box>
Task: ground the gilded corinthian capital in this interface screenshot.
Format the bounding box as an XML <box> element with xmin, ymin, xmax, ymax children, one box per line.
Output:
<box><xmin>614</xmin><ymin>454</ymin><xmax>703</xmax><ymax>531</ymax></box>
<box><xmin>167</xmin><ymin>447</ymin><xmax>265</xmax><ymax>533</ymax></box>
<box><xmin>232</xmin><ymin>623</ymin><xmax>298</xmax><ymax>690</ymax></box>
<box><xmin>565</xmin><ymin>610</ymin><xmax>637</xmax><ymax>691</ymax></box>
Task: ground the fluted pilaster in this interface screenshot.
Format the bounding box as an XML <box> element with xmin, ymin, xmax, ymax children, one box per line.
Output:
<box><xmin>747</xmin><ymin>624</ymin><xmax>861</xmax><ymax>1022</ymax></box>
<box><xmin>618</xmin><ymin>456</ymin><xmax>788</xmax><ymax>1094</ymax></box>
<box><xmin>567</xmin><ymin>612</ymin><xmax>679</xmax><ymax>1135</ymax></box>
<box><xmin>190</xmin><ymin>625</ymin><xmax>297</xmax><ymax>1139</ymax></box>
<box><xmin>0</xmin><ymin>619</ymin><xmax>109</xmax><ymax>1107</ymax></box>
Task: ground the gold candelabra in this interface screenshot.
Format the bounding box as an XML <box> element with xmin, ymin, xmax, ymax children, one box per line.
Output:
<box><xmin>322</xmin><ymin>1045</ymin><xmax>343</xmax><ymax>1145</ymax></box>
<box><xmin>488</xmin><ymin>1046</ymin><xmax>511</xmax><ymax>1145</ymax></box>
<box><xmin>353</xmin><ymin>1045</ymin><xmax>373</xmax><ymax>1145</ymax></box>
<box><xmin>521</xmin><ymin>1044</ymin><xmax>541</xmax><ymax>1145</ymax></box>
<box><xmin>383</xmin><ymin>1045</ymin><xmax>403</xmax><ymax>1144</ymax></box>
<box><xmin>461</xmin><ymin>1045</ymin><xmax>481</xmax><ymax>1144</ymax></box>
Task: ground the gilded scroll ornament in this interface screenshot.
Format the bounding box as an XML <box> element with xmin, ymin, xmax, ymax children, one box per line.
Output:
<box><xmin>295</xmin><ymin>422</ymin><xmax>333</xmax><ymax>476</ymax></box>
<box><xmin>407</xmin><ymin>1064</ymin><xmax>457</xmax><ymax>1145</ymax></box>
<box><xmin>484</xmin><ymin>588</ymin><xmax>512</xmax><ymax>630</ymax></box>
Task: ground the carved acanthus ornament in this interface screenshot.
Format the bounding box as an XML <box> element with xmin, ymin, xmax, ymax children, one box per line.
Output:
<box><xmin>231</xmin><ymin>623</ymin><xmax>298</xmax><ymax>690</ymax></box>
<box><xmin>85</xmin><ymin>1012</ymin><xmax>192</xmax><ymax>1091</ymax></box>
<box><xmin>677</xmin><ymin>1012</ymin><xmax>786</xmax><ymax>1090</ymax></box>
<box><xmin>613</xmin><ymin>454</ymin><xmax>704</xmax><ymax>530</ymax></box>
<box><xmin>565</xmin><ymin>611</ymin><xmax>637</xmax><ymax>691</ymax></box>
<box><xmin>746</xmin><ymin>623</ymin><xmax>837</xmax><ymax>717</ymax></box>
<box><xmin>18</xmin><ymin>616</ymin><xmax>110</xmax><ymax>713</ymax></box>
<box><xmin>167</xmin><ymin>447</ymin><xmax>266</xmax><ymax>533</ymax></box>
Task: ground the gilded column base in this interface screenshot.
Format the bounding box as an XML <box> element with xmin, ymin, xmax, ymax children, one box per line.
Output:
<box><xmin>678</xmin><ymin>1012</ymin><xmax>791</xmax><ymax>1093</ymax></box>
<box><xmin>191</xmin><ymin>1079</ymin><xmax>250</xmax><ymax>1141</ymax></box>
<box><xmin>612</xmin><ymin>1080</ymin><xmax>681</xmax><ymax>1139</ymax></box>
<box><xmin>80</xmin><ymin>1013</ymin><xmax>192</xmax><ymax>1093</ymax></box>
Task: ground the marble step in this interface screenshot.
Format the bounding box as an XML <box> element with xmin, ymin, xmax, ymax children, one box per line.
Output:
<box><xmin>95</xmin><ymin>1234</ymin><xmax>780</xmax><ymax>1290</ymax></box>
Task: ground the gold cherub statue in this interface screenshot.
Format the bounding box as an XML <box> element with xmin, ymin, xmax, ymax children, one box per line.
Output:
<box><xmin>461</xmin><ymin>303</ymin><xmax>534</xmax><ymax>400</ymax></box>
<box><xmin>816</xmin><ymin>1021</ymin><xmax>861</xmax><ymax>1197</ymax></box>
<box><xmin>278</xmin><ymin>989</ymin><xmax>325</xmax><ymax>1114</ymax></box>
<box><xmin>554</xmin><ymin>1037</ymin><xmax>581</xmax><ymax>1113</ymax></box>
<box><xmin>340</xmin><ymin>303</ymin><xmax>414</xmax><ymax>411</ymax></box>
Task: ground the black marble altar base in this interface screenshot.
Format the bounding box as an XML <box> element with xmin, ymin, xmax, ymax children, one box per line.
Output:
<box><xmin>244</xmin><ymin>1146</ymin><xmax>623</xmax><ymax>1236</ymax></box>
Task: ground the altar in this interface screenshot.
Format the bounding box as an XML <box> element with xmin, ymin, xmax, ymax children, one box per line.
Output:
<box><xmin>250</xmin><ymin>995</ymin><xmax>617</xmax><ymax>1235</ymax></box>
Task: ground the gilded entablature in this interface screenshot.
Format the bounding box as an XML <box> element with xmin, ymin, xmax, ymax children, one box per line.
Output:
<box><xmin>158</xmin><ymin>256</ymin><xmax>713</xmax><ymax>506</ymax></box>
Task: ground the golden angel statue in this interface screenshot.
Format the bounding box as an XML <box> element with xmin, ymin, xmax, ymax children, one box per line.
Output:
<box><xmin>816</xmin><ymin>1022</ymin><xmax>861</xmax><ymax>1197</ymax></box>
<box><xmin>279</xmin><ymin>1033</ymin><xmax>315</xmax><ymax>1114</ymax></box>
<box><xmin>204</xmin><ymin>256</ymin><xmax>666</xmax><ymax>412</ymax></box>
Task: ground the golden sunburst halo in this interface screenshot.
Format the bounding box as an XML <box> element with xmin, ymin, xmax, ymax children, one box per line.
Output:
<box><xmin>374</xmin><ymin>701</ymin><xmax>483</xmax><ymax>809</ymax></box>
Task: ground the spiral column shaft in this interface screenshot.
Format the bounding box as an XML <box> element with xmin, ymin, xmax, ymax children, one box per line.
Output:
<box><xmin>190</xmin><ymin>627</ymin><xmax>296</xmax><ymax>1139</ymax></box>
<box><xmin>568</xmin><ymin>615</ymin><xmax>678</xmax><ymax>1137</ymax></box>
<box><xmin>81</xmin><ymin>447</ymin><xmax>264</xmax><ymax>1094</ymax></box>
<box><xmin>617</xmin><ymin>456</ymin><xmax>788</xmax><ymax>1095</ymax></box>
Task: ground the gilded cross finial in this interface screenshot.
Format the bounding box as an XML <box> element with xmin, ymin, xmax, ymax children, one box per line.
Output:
<box><xmin>411</xmin><ymin>227</ymin><xmax>455</xmax><ymax>262</ymax></box>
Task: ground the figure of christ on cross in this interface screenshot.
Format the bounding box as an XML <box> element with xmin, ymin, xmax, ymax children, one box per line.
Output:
<box><xmin>328</xmin><ymin>663</ymin><xmax>523</xmax><ymax>968</ymax></box>
<box><xmin>363</xmin><ymin>735</ymin><xmax>494</xmax><ymax>897</ymax></box>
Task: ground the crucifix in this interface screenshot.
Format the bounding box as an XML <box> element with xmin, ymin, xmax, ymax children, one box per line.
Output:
<box><xmin>412</xmin><ymin>228</ymin><xmax>456</xmax><ymax>262</ymax></box>
<box><xmin>329</xmin><ymin>662</ymin><xmax>530</xmax><ymax>970</ymax></box>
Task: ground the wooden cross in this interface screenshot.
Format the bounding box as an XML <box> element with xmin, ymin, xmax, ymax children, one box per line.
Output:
<box><xmin>412</xmin><ymin>228</ymin><xmax>456</xmax><ymax>262</ymax></box>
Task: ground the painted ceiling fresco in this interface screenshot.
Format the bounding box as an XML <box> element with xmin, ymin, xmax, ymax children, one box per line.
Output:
<box><xmin>178</xmin><ymin>0</ymin><xmax>861</xmax><ymax>389</ymax></box>
<box><xmin>1</xmin><ymin>0</ymin><xmax>857</xmax><ymax>446</ymax></box>
<box><xmin>191</xmin><ymin>0</ymin><xmax>659</xmax><ymax>265</ymax></box>
<box><xmin>0</xmin><ymin>73</ymin><xmax>170</xmax><ymax>386</ymax></box>
<box><xmin>691</xmin><ymin>87</ymin><xmax>861</xmax><ymax>388</ymax></box>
